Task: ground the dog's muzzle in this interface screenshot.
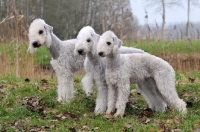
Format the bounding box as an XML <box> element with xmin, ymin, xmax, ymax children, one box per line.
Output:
<box><xmin>78</xmin><ymin>49</ymin><xmax>84</xmax><ymax>55</ymax></box>
<box><xmin>98</xmin><ymin>52</ymin><xmax>104</xmax><ymax>57</ymax></box>
<box><xmin>32</xmin><ymin>41</ymin><xmax>41</xmax><ymax>48</ymax></box>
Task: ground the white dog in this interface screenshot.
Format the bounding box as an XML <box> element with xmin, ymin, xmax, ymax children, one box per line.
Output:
<box><xmin>75</xmin><ymin>26</ymin><xmax>160</xmax><ymax>114</ymax></box>
<box><xmin>28</xmin><ymin>18</ymin><xmax>87</xmax><ymax>102</ymax></box>
<box><xmin>97</xmin><ymin>31</ymin><xmax>187</xmax><ymax>117</ymax></box>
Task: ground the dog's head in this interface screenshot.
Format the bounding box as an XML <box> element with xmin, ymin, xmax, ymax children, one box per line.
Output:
<box><xmin>75</xmin><ymin>26</ymin><xmax>100</xmax><ymax>55</ymax></box>
<box><xmin>97</xmin><ymin>31</ymin><xmax>122</xmax><ymax>57</ymax></box>
<box><xmin>28</xmin><ymin>18</ymin><xmax>53</xmax><ymax>53</ymax></box>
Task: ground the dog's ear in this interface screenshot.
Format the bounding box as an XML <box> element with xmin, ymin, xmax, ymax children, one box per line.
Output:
<box><xmin>113</xmin><ymin>37</ymin><xmax>122</xmax><ymax>48</ymax></box>
<box><xmin>91</xmin><ymin>32</ymin><xmax>100</xmax><ymax>43</ymax></box>
<box><xmin>45</xmin><ymin>24</ymin><xmax>53</xmax><ymax>33</ymax></box>
<box><xmin>94</xmin><ymin>33</ymin><xmax>100</xmax><ymax>42</ymax></box>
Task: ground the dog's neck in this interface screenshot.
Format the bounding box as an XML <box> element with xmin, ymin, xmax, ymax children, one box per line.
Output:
<box><xmin>86</xmin><ymin>41</ymin><xmax>99</xmax><ymax>64</ymax></box>
<box><xmin>48</xmin><ymin>33</ymin><xmax>62</xmax><ymax>59</ymax></box>
<box><xmin>106</xmin><ymin>53</ymin><xmax>121</xmax><ymax>70</ymax></box>
<box><xmin>87</xmin><ymin>50</ymin><xmax>99</xmax><ymax>65</ymax></box>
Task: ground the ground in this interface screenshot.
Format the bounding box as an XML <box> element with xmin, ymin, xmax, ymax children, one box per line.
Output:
<box><xmin>0</xmin><ymin>73</ymin><xmax>200</xmax><ymax>131</ymax></box>
<box><xmin>0</xmin><ymin>41</ymin><xmax>200</xmax><ymax>131</ymax></box>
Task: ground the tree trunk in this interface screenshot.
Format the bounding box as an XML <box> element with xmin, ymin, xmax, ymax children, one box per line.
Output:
<box><xmin>186</xmin><ymin>0</ymin><xmax>190</xmax><ymax>37</ymax></box>
<box><xmin>41</xmin><ymin>0</ymin><xmax>44</xmax><ymax>18</ymax></box>
<box><xmin>161</xmin><ymin>0</ymin><xmax>165</xmax><ymax>40</ymax></box>
<box><xmin>0</xmin><ymin>0</ymin><xmax>1</xmax><ymax>19</ymax></box>
<box><xmin>26</xmin><ymin>0</ymin><xmax>29</xmax><ymax>23</ymax></box>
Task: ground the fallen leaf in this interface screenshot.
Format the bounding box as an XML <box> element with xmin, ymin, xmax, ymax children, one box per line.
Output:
<box><xmin>124</xmin><ymin>123</ymin><xmax>132</xmax><ymax>128</ymax></box>
<box><xmin>186</xmin><ymin>101</ymin><xmax>193</xmax><ymax>108</ymax></box>
<box><xmin>138</xmin><ymin>117</ymin><xmax>151</xmax><ymax>125</ymax></box>
<box><xmin>92</xmin><ymin>127</ymin><xmax>99</xmax><ymax>130</ymax></box>
<box><xmin>63</xmin><ymin>112</ymin><xmax>78</xmax><ymax>120</ymax></box>
<box><xmin>104</xmin><ymin>114</ymin><xmax>113</xmax><ymax>119</ymax></box>
<box><xmin>78</xmin><ymin>125</ymin><xmax>90</xmax><ymax>132</ymax></box>
<box><xmin>24</xmin><ymin>78</ymin><xmax>30</xmax><ymax>82</ymax></box>
<box><xmin>126</xmin><ymin>103</ymin><xmax>141</xmax><ymax>110</ymax></box>
<box><xmin>194</xmin><ymin>127</ymin><xmax>200</xmax><ymax>132</ymax></box>
<box><xmin>0</xmin><ymin>85</ymin><xmax>5</xmax><ymax>94</ymax></box>
<box><xmin>166</xmin><ymin>119</ymin><xmax>173</xmax><ymax>124</ymax></box>
<box><xmin>83</xmin><ymin>114</ymin><xmax>87</xmax><ymax>117</ymax></box>
<box><xmin>145</xmin><ymin>118</ymin><xmax>151</xmax><ymax>124</ymax></box>
<box><xmin>55</xmin><ymin>114</ymin><xmax>63</xmax><ymax>118</ymax></box>
<box><xmin>182</xmin><ymin>92</ymin><xmax>193</xmax><ymax>97</ymax></box>
<box><xmin>157</xmin><ymin>129</ymin><xmax>165</xmax><ymax>132</ymax></box>
<box><xmin>171</xmin><ymin>128</ymin><xmax>182</xmax><ymax>132</ymax></box>
<box><xmin>41</xmin><ymin>79</ymin><xmax>48</xmax><ymax>84</ymax></box>
<box><xmin>53</xmin><ymin>112</ymin><xmax>78</xmax><ymax>121</ymax></box>
<box><xmin>173</xmin><ymin>117</ymin><xmax>181</xmax><ymax>124</ymax></box>
<box><xmin>68</xmin><ymin>127</ymin><xmax>76</xmax><ymax>132</ymax></box>
<box><xmin>188</xmin><ymin>77</ymin><xmax>195</xmax><ymax>83</ymax></box>
<box><xmin>23</xmin><ymin>96</ymin><xmax>46</xmax><ymax>114</ymax></box>
<box><xmin>140</xmin><ymin>108</ymin><xmax>154</xmax><ymax>117</ymax></box>
<box><xmin>159</xmin><ymin>123</ymin><xmax>170</xmax><ymax>132</ymax></box>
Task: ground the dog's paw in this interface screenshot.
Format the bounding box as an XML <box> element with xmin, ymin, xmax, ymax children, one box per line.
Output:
<box><xmin>94</xmin><ymin>109</ymin><xmax>104</xmax><ymax>115</ymax></box>
<box><xmin>57</xmin><ymin>98</ymin><xmax>62</xmax><ymax>103</ymax></box>
<box><xmin>106</xmin><ymin>109</ymin><xmax>112</xmax><ymax>115</ymax></box>
<box><xmin>114</xmin><ymin>113</ymin><xmax>123</xmax><ymax>118</ymax></box>
<box><xmin>86</xmin><ymin>92</ymin><xmax>93</xmax><ymax>96</ymax></box>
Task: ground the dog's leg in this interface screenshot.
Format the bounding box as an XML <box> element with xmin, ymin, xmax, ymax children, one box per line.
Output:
<box><xmin>57</xmin><ymin>74</ymin><xmax>74</xmax><ymax>103</ymax></box>
<box><xmin>137</xmin><ymin>78</ymin><xmax>167</xmax><ymax>112</ymax></box>
<box><xmin>82</xmin><ymin>73</ymin><xmax>94</xmax><ymax>96</ymax></box>
<box><xmin>106</xmin><ymin>84</ymin><xmax>117</xmax><ymax>115</ymax></box>
<box><xmin>95</xmin><ymin>80</ymin><xmax>108</xmax><ymax>114</ymax></box>
<box><xmin>114</xmin><ymin>81</ymin><xmax>130</xmax><ymax>117</ymax></box>
<box><xmin>57</xmin><ymin>75</ymin><xmax>63</xmax><ymax>102</ymax></box>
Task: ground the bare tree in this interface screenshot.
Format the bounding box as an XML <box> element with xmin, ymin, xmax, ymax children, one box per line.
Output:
<box><xmin>0</xmin><ymin>0</ymin><xmax>138</xmax><ymax>41</ymax></box>
<box><xmin>186</xmin><ymin>0</ymin><xmax>200</xmax><ymax>37</ymax></box>
<box><xmin>95</xmin><ymin>0</ymin><xmax>138</xmax><ymax>40</ymax></box>
<box><xmin>145</xmin><ymin>0</ymin><xmax>181</xmax><ymax>40</ymax></box>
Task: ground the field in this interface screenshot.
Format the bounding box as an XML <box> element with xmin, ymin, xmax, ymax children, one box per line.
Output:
<box><xmin>0</xmin><ymin>41</ymin><xmax>200</xmax><ymax>131</ymax></box>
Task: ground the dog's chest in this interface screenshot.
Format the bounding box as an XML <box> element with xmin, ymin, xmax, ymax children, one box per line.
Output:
<box><xmin>105</xmin><ymin>69</ymin><xmax>119</xmax><ymax>85</ymax></box>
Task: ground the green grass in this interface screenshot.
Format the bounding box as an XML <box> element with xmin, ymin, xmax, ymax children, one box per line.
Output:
<box><xmin>2</xmin><ymin>40</ymin><xmax>200</xmax><ymax>66</ymax></box>
<box><xmin>0</xmin><ymin>40</ymin><xmax>200</xmax><ymax>131</ymax></box>
<box><xmin>34</xmin><ymin>46</ymin><xmax>51</xmax><ymax>65</ymax></box>
<box><xmin>126</xmin><ymin>40</ymin><xmax>200</xmax><ymax>55</ymax></box>
<box><xmin>0</xmin><ymin>42</ymin><xmax>51</xmax><ymax>65</ymax></box>
<box><xmin>0</xmin><ymin>74</ymin><xmax>200</xmax><ymax>131</ymax></box>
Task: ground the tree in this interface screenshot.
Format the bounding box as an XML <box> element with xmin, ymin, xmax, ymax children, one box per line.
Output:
<box><xmin>145</xmin><ymin>0</ymin><xmax>181</xmax><ymax>40</ymax></box>
<box><xmin>0</xmin><ymin>0</ymin><xmax>138</xmax><ymax>41</ymax></box>
<box><xmin>186</xmin><ymin>0</ymin><xmax>200</xmax><ymax>37</ymax></box>
<box><xmin>94</xmin><ymin>0</ymin><xmax>138</xmax><ymax>40</ymax></box>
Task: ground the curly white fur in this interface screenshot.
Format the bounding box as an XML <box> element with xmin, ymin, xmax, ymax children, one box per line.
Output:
<box><xmin>75</xmin><ymin>26</ymin><xmax>152</xmax><ymax>114</ymax></box>
<box><xmin>97</xmin><ymin>31</ymin><xmax>187</xmax><ymax>117</ymax></box>
<box><xmin>28</xmin><ymin>18</ymin><xmax>86</xmax><ymax>102</ymax></box>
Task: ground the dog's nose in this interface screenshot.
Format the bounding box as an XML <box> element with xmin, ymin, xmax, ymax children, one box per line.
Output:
<box><xmin>98</xmin><ymin>52</ymin><xmax>103</xmax><ymax>56</ymax></box>
<box><xmin>32</xmin><ymin>41</ymin><xmax>38</xmax><ymax>47</ymax></box>
<box><xmin>78</xmin><ymin>49</ymin><xmax>83</xmax><ymax>54</ymax></box>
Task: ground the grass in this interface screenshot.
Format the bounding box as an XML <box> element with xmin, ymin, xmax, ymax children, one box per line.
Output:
<box><xmin>126</xmin><ymin>40</ymin><xmax>200</xmax><ymax>55</ymax></box>
<box><xmin>1</xmin><ymin>40</ymin><xmax>200</xmax><ymax>67</ymax></box>
<box><xmin>0</xmin><ymin>42</ymin><xmax>51</xmax><ymax>65</ymax></box>
<box><xmin>0</xmin><ymin>40</ymin><xmax>200</xmax><ymax>131</ymax></box>
<box><xmin>0</xmin><ymin>73</ymin><xmax>200</xmax><ymax>131</ymax></box>
<box><xmin>0</xmin><ymin>42</ymin><xmax>51</xmax><ymax>78</ymax></box>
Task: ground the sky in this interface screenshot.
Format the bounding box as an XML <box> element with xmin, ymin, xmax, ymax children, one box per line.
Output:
<box><xmin>130</xmin><ymin>0</ymin><xmax>200</xmax><ymax>26</ymax></box>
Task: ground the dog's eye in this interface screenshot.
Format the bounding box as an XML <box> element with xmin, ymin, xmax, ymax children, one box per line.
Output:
<box><xmin>39</xmin><ymin>30</ymin><xmax>43</xmax><ymax>35</ymax></box>
<box><xmin>87</xmin><ymin>39</ymin><xmax>91</xmax><ymax>42</ymax></box>
<box><xmin>107</xmin><ymin>42</ymin><xmax>111</xmax><ymax>45</ymax></box>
